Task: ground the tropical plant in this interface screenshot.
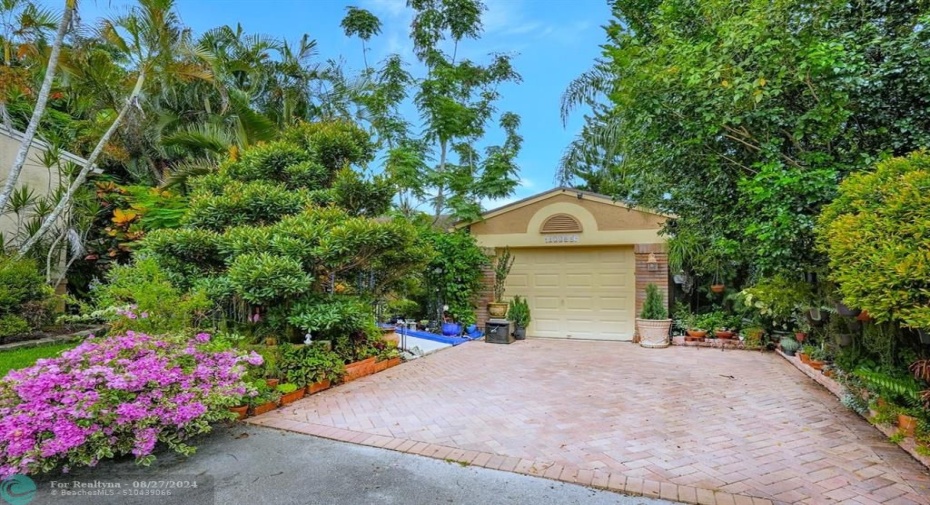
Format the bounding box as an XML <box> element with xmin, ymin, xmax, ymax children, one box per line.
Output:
<box><xmin>817</xmin><ymin>151</ymin><xmax>930</xmax><ymax>330</ymax></box>
<box><xmin>492</xmin><ymin>247</ymin><xmax>514</xmax><ymax>303</ymax></box>
<box><xmin>0</xmin><ymin>254</ymin><xmax>54</xmax><ymax>338</ymax></box>
<box><xmin>507</xmin><ymin>295</ymin><xmax>531</xmax><ymax>328</ymax></box>
<box><xmin>639</xmin><ymin>284</ymin><xmax>668</xmax><ymax>320</ymax></box>
<box><xmin>278</xmin><ymin>342</ymin><xmax>345</xmax><ymax>386</ymax></box>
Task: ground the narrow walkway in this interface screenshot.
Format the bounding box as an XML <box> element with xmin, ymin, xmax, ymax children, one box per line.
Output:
<box><xmin>251</xmin><ymin>339</ymin><xmax>930</xmax><ymax>504</ymax></box>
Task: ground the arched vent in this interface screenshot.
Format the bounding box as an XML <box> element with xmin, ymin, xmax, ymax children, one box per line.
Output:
<box><xmin>540</xmin><ymin>214</ymin><xmax>583</xmax><ymax>234</ymax></box>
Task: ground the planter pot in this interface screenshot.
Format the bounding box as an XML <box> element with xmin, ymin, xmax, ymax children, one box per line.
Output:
<box><xmin>809</xmin><ymin>308</ymin><xmax>824</xmax><ymax>321</ymax></box>
<box><xmin>838</xmin><ymin>333</ymin><xmax>853</xmax><ymax>347</ymax></box>
<box><xmin>795</xmin><ymin>332</ymin><xmax>807</xmax><ymax>343</ymax></box>
<box><xmin>487</xmin><ymin>302</ymin><xmax>508</xmax><ymax>318</ymax></box>
<box><xmin>781</xmin><ymin>347</ymin><xmax>797</xmax><ymax>356</ymax></box>
<box><xmin>344</xmin><ymin>357</ymin><xmax>378</xmax><ymax>382</ymax></box>
<box><xmin>251</xmin><ymin>401</ymin><xmax>278</xmax><ymax>416</ymax></box>
<box><xmin>710</xmin><ymin>284</ymin><xmax>726</xmax><ymax>294</ymax></box>
<box><xmin>809</xmin><ymin>360</ymin><xmax>825</xmax><ymax>371</ymax></box>
<box><xmin>715</xmin><ymin>330</ymin><xmax>735</xmax><ymax>339</ymax></box>
<box><xmin>373</xmin><ymin>359</ymin><xmax>390</xmax><ymax>373</ymax></box>
<box><xmin>898</xmin><ymin>414</ymin><xmax>918</xmax><ymax>437</ymax></box>
<box><xmin>798</xmin><ymin>352</ymin><xmax>810</xmax><ymax>364</ymax></box>
<box><xmin>686</xmin><ymin>329</ymin><xmax>707</xmax><ymax>339</ymax></box>
<box><xmin>918</xmin><ymin>329</ymin><xmax>930</xmax><ymax>345</ymax></box>
<box><xmin>513</xmin><ymin>326</ymin><xmax>526</xmax><ymax>340</ymax></box>
<box><xmin>229</xmin><ymin>405</ymin><xmax>249</xmax><ymax>421</ymax></box>
<box><xmin>280</xmin><ymin>388</ymin><xmax>306</xmax><ymax>405</ymax></box>
<box><xmin>636</xmin><ymin>318</ymin><xmax>672</xmax><ymax>348</ymax></box>
<box><xmin>385</xmin><ymin>357</ymin><xmax>401</xmax><ymax>368</ymax></box>
<box><xmin>441</xmin><ymin>322</ymin><xmax>462</xmax><ymax>336</ymax></box>
<box><xmin>307</xmin><ymin>379</ymin><xmax>331</xmax><ymax>395</ymax></box>
<box><xmin>836</xmin><ymin>302</ymin><xmax>861</xmax><ymax>318</ymax></box>
<box><xmin>857</xmin><ymin>310</ymin><xmax>872</xmax><ymax>322</ymax></box>
<box><xmin>265</xmin><ymin>378</ymin><xmax>280</xmax><ymax>389</ymax></box>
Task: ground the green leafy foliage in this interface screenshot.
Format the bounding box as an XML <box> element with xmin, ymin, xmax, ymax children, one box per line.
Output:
<box><xmin>0</xmin><ymin>255</ymin><xmax>54</xmax><ymax>338</ymax></box>
<box><xmin>422</xmin><ymin>229</ymin><xmax>489</xmax><ymax>325</ymax></box>
<box><xmin>279</xmin><ymin>342</ymin><xmax>346</xmax><ymax>386</ymax></box>
<box><xmin>228</xmin><ymin>253</ymin><xmax>310</xmax><ymax>305</ymax></box>
<box><xmin>639</xmin><ymin>284</ymin><xmax>668</xmax><ymax>320</ymax></box>
<box><xmin>287</xmin><ymin>296</ymin><xmax>375</xmax><ymax>340</ymax></box>
<box><xmin>507</xmin><ymin>295</ymin><xmax>531</xmax><ymax>328</ymax></box>
<box><xmin>492</xmin><ymin>248</ymin><xmax>514</xmax><ymax>302</ymax></box>
<box><xmin>817</xmin><ymin>152</ymin><xmax>930</xmax><ymax>329</ymax></box>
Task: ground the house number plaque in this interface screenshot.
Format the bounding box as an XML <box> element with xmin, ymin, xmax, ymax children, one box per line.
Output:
<box><xmin>544</xmin><ymin>235</ymin><xmax>579</xmax><ymax>244</ymax></box>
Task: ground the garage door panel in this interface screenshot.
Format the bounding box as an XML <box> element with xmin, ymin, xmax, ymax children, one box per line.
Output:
<box><xmin>504</xmin><ymin>247</ymin><xmax>635</xmax><ymax>341</ymax></box>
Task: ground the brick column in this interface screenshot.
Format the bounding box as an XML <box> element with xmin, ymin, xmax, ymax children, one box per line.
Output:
<box><xmin>634</xmin><ymin>243</ymin><xmax>669</xmax><ymax>317</ymax></box>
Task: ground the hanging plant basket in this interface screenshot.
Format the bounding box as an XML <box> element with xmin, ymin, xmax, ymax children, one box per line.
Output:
<box><xmin>710</xmin><ymin>284</ymin><xmax>726</xmax><ymax>294</ymax></box>
<box><xmin>808</xmin><ymin>308</ymin><xmax>824</xmax><ymax>321</ymax></box>
<box><xmin>835</xmin><ymin>302</ymin><xmax>861</xmax><ymax>318</ymax></box>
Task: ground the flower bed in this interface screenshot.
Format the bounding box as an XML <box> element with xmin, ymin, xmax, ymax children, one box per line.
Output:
<box><xmin>0</xmin><ymin>331</ymin><xmax>256</xmax><ymax>478</ymax></box>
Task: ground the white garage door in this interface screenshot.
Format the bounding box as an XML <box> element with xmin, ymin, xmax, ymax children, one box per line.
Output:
<box><xmin>504</xmin><ymin>247</ymin><xmax>635</xmax><ymax>340</ymax></box>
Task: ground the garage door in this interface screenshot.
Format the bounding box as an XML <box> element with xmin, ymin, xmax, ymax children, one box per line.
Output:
<box><xmin>504</xmin><ymin>247</ymin><xmax>635</xmax><ymax>340</ymax></box>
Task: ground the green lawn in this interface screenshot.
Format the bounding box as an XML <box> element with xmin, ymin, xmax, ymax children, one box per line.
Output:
<box><xmin>0</xmin><ymin>341</ymin><xmax>80</xmax><ymax>378</ymax></box>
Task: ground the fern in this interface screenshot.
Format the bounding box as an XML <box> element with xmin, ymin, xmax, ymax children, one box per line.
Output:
<box><xmin>855</xmin><ymin>369</ymin><xmax>921</xmax><ymax>404</ymax></box>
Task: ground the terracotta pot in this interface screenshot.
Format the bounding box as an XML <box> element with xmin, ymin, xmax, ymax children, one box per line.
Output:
<box><xmin>798</xmin><ymin>352</ymin><xmax>810</xmax><ymax>364</ymax></box>
<box><xmin>857</xmin><ymin>310</ymin><xmax>872</xmax><ymax>322</ymax></box>
<box><xmin>487</xmin><ymin>302</ymin><xmax>508</xmax><ymax>318</ymax></box>
<box><xmin>344</xmin><ymin>357</ymin><xmax>378</xmax><ymax>382</ymax></box>
<box><xmin>809</xmin><ymin>360</ymin><xmax>825</xmax><ymax>371</ymax></box>
<box><xmin>280</xmin><ymin>388</ymin><xmax>306</xmax><ymax>405</ymax></box>
<box><xmin>373</xmin><ymin>360</ymin><xmax>389</xmax><ymax>373</ymax></box>
<box><xmin>307</xmin><ymin>379</ymin><xmax>331</xmax><ymax>395</ymax></box>
<box><xmin>265</xmin><ymin>378</ymin><xmax>280</xmax><ymax>389</ymax></box>
<box><xmin>715</xmin><ymin>330</ymin><xmax>735</xmax><ymax>339</ymax></box>
<box><xmin>229</xmin><ymin>405</ymin><xmax>249</xmax><ymax>421</ymax></box>
<box><xmin>251</xmin><ymin>401</ymin><xmax>278</xmax><ymax>416</ymax></box>
<box><xmin>386</xmin><ymin>357</ymin><xmax>401</xmax><ymax>368</ymax></box>
<box><xmin>898</xmin><ymin>414</ymin><xmax>918</xmax><ymax>437</ymax></box>
<box><xmin>795</xmin><ymin>332</ymin><xmax>807</xmax><ymax>343</ymax></box>
<box><xmin>686</xmin><ymin>329</ymin><xmax>707</xmax><ymax>338</ymax></box>
<box><xmin>710</xmin><ymin>284</ymin><xmax>725</xmax><ymax>294</ymax></box>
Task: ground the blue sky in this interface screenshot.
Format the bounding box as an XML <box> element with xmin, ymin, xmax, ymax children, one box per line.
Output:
<box><xmin>74</xmin><ymin>0</ymin><xmax>611</xmax><ymax>209</ymax></box>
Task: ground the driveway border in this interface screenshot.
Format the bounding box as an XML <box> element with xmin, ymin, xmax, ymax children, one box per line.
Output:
<box><xmin>249</xmin><ymin>415</ymin><xmax>773</xmax><ymax>505</ymax></box>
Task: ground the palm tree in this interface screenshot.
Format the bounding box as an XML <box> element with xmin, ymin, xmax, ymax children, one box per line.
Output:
<box><xmin>18</xmin><ymin>0</ymin><xmax>211</xmax><ymax>256</ymax></box>
<box><xmin>0</xmin><ymin>0</ymin><xmax>73</xmax><ymax>216</ymax></box>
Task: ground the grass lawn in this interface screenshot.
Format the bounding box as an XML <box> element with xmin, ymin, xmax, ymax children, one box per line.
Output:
<box><xmin>0</xmin><ymin>341</ymin><xmax>80</xmax><ymax>378</ymax></box>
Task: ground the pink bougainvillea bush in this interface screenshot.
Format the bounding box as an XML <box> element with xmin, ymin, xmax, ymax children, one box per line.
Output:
<box><xmin>0</xmin><ymin>331</ymin><xmax>262</xmax><ymax>477</ymax></box>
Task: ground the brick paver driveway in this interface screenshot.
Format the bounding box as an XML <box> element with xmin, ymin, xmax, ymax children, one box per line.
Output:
<box><xmin>250</xmin><ymin>340</ymin><xmax>930</xmax><ymax>504</ymax></box>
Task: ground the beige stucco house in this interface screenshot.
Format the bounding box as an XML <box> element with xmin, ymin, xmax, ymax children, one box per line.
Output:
<box><xmin>0</xmin><ymin>126</ymin><xmax>94</xmax><ymax>253</ymax></box>
<box><xmin>457</xmin><ymin>187</ymin><xmax>671</xmax><ymax>341</ymax></box>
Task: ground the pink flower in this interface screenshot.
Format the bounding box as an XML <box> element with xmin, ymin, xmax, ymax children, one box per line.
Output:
<box><xmin>195</xmin><ymin>333</ymin><xmax>211</xmax><ymax>343</ymax></box>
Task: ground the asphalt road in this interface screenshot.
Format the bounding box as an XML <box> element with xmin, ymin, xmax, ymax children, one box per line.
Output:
<box><xmin>28</xmin><ymin>425</ymin><xmax>679</xmax><ymax>505</ymax></box>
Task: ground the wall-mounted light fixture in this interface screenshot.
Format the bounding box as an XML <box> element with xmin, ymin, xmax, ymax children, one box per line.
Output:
<box><xmin>646</xmin><ymin>252</ymin><xmax>659</xmax><ymax>272</ymax></box>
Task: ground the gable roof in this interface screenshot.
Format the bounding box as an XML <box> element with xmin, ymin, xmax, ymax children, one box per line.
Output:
<box><xmin>0</xmin><ymin>126</ymin><xmax>100</xmax><ymax>173</ymax></box>
<box><xmin>454</xmin><ymin>187</ymin><xmax>673</xmax><ymax>229</ymax></box>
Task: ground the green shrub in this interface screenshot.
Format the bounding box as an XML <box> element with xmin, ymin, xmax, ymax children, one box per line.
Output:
<box><xmin>287</xmin><ymin>296</ymin><xmax>375</xmax><ymax>340</ymax></box>
<box><xmin>280</xmin><ymin>120</ymin><xmax>375</xmax><ymax>171</ymax></box>
<box><xmin>0</xmin><ymin>255</ymin><xmax>54</xmax><ymax>337</ymax></box>
<box><xmin>817</xmin><ymin>151</ymin><xmax>930</xmax><ymax>329</ymax></box>
<box><xmin>639</xmin><ymin>284</ymin><xmax>668</xmax><ymax>320</ymax></box>
<box><xmin>227</xmin><ymin>253</ymin><xmax>310</xmax><ymax>305</ymax></box>
<box><xmin>184</xmin><ymin>180</ymin><xmax>306</xmax><ymax>231</ymax></box>
<box><xmin>225</xmin><ymin>141</ymin><xmax>312</xmax><ymax>182</ymax></box>
<box><xmin>507</xmin><ymin>296</ymin><xmax>531</xmax><ymax>327</ymax></box>
<box><xmin>278</xmin><ymin>343</ymin><xmax>346</xmax><ymax>386</ymax></box>
<box><xmin>0</xmin><ymin>315</ymin><xmax>30</xmax><ymax>339</ymax></box>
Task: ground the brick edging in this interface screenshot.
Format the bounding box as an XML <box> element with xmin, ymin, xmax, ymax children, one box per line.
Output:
<box><xmin>247</xmin><ymin>416</ymin><xmax>772</xmax><ymax>505</ymax></box>
<box><xmin>775</xmin><ymin>349</ymin><xmax>930</xmax><ymax>471</ymax></box>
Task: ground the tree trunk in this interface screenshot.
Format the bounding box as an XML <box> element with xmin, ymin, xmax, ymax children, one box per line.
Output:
<box><xmin>18</xmin><ymin>69</ymin><xmax>146</xmax><ymax>257</ymax></box>
<box><xmin>0</xmin><ymin>4</ymin><xmax>74</xmax><ymax>214</ymax></box>
<box><xmin>432</xmin><ymin>139</ymin><xmax>447</xmax><ymax>224</ymax></box>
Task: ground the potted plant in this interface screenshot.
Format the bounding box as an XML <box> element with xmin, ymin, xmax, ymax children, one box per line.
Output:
<box><xmin>898</xmin><ymin>409</ymin><xmax>920</xmax><ymax>438</ymax></box>
<box><xmin>808</xmin><ymin>347</ymin><xmax>828</xmax><ymax>370</ymax></box>
<box><xmin>277</xmin><ymin>383</ymin><xmax>305</xmax><ymax>405</ymax></box>
<box><xmin>714</xmin><ymin>314</ymin><xmax>740</xmax><ymax>339</ymax></box>
<box><xmin>794</xmin><ymin>318</ymin><xmax>811</xmax><ymax>343</ymax></box>
<box><xmin>684</xmin><ymin>311</ymin><xmax>716</xmax><ymax>339</ymax></box>
<box><xmin>229</xmin><ymin>402</ymin><xmax>249</xmax><ymax>421</ymax></box>
<box><xmin>799</xmin><ymin>344</ymin><xmax>816</xmax><ymax>365</ymax></box>
<box><xmin>636</xmin><ymin>284</ymin><xmax>672</xmax><ymax>348</ymax></box>
<box><xmin>508</xmin><ymin>295</ymin><xmax>531</xmax><ymax>340</ymax></box>
<box><xmin>488</xmin><ymin>248</ymin><xmax>515</xmax><ymax>318</ymax></box>
<box><xmin>248</xmin><ymin>380</ymin><xmax>281</xmax><ymax>416</ymax></box>
<box><xmin>279</xmin><ymin>343</ymin><xmax>346</xmax><ymax>393</ymax></box>
<box><xmin>779</xmin><ymin>336</ymin><xmax>800</xmax><ymax>356</ymax></box>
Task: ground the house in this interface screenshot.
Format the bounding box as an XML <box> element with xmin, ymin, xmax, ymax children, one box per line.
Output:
<box><xmin>457</xmin><ymin>187</ymin><xmax>671</xmax><ymax>341</ymax></box>
<box><xmin>0</xmin><ymin>126</ymin><xmax>96</xmax><ymax>258</ymax></box>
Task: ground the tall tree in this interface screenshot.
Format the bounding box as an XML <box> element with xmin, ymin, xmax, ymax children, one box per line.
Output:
<box><xmin>340</xmin><ymin>6</ymin><xmax>381</xmax><ymax>71</ymax></box>
<box><xmin>0</xmin><ymin>0</ymin><xmax>72</xmax><ymax>216</ymax></box>
<box><xmin>18</xmin><ymin>0</ymin><xmax>211</xmax><ymax>255</ymax></box>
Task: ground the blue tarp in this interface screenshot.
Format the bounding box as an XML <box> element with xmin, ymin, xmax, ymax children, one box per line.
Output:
<box><xmin>393</xmin><ymin>327</ymin><xmax>482</xmax><ymax>346</ymax></box>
